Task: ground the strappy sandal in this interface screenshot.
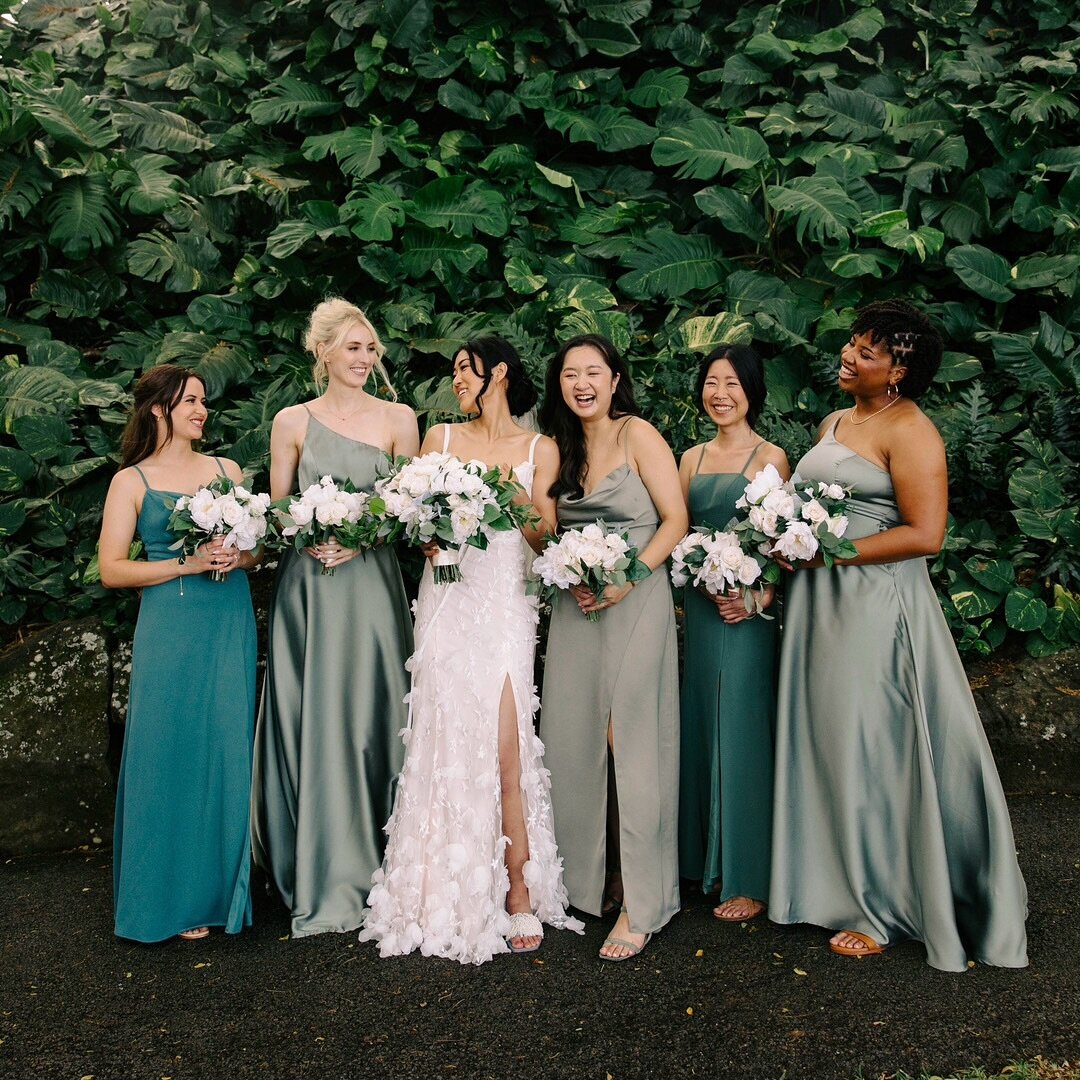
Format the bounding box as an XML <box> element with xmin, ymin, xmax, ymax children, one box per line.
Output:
<box><xmin>829</xmin><ymin>930</ymin><xmax>885</xmax><ymax>957</ymax></box>
<box><xmin>507</xmin><ymin>912</ymin><xmax>543</xmax><ymax>954</ymax></box>
<box><xmin>179</xmin><ymin>927</ymin><xmax>209</xmax><ymax>941</ymax></box>
<box><xmin>712</xmin><ymin>896</ymin><xmax>766</xmax><ymax>922</ymax></box>
<box><xmin>599</xmin><ymin>933</ymin><xmax>651</xmax><ymax>962</ymax></box>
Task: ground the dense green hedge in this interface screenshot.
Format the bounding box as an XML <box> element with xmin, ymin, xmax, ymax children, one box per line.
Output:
<box><xmin>0</xmin><ymin>0</ymin><xmax>1077</xmax><ymax>654</ymax></box>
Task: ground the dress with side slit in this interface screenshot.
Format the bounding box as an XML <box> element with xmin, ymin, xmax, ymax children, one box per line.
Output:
<box><xmin>359</xmin><ymin>429</ymin><xmax>583</xmax><ymax>964</ymax></box>
<box><xmin>678</xmin><ymin>443</ymin><xmax>775</xmax><ymax>903</ymax></box>
<box><xmin>541</xmin><ymin>419</ymin><xmax>681</xmax><ymax>936</ymax></box>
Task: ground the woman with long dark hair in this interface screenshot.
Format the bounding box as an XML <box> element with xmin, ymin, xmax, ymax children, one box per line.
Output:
<box><xmin>99</xmin><ymin>364</ymin><xmax>257</xmax><ymax>942</ymax></box>
<box><xmin>253</xmin><ymin>298</ymin><xmax>418</xmax><ymax>939</ymax></box>
<box><xmin>362</xmin><ymin>336</ymin><xmax>583</xmax><ymax>963</ymax></box>
<box><xmin>538</xmin><ymin>334</ymin><xmax>687</xmax><ymax>961</ymax></box>
<box><xmin>677</xmin><ymin>345</ymin><xmax>789</xmax><ymax>922</ymax></box>
<box><xmin>770</xmin><ymin>300</ymin><xmax>1028</xmax><ymax>969</ymax></box>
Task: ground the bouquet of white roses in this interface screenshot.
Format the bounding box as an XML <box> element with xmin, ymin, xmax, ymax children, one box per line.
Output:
<box><xmin>374</xmin><ymin>451</ymin><xmax>536</xmax><ymax>584</ymax></box>
<box><xmin>167</xmin><ymin>476</ymin><xmax>271</xmax><ymax>582</ymax></box>
<box><xmin>731</xmin><ymin>463</ymin><xmax>858</xmax><ymax>579</ymax></box>
<box><xmin>671</xmin><ymin>527</ymin><xmax>766</xmax><ymax>614</ymax></box>
<box><xmin>531</xmin><ymin>520</ymin><xmax>651</xmax><ymax>622</ymax></box>
<box><xmin>270</xmin><ymin>474</ymin><xmax>377</xmax><ymax>576</ymax></box>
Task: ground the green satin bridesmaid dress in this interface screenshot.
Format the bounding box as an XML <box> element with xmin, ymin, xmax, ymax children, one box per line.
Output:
<box><xmin>542</xmin><ymin>419</ymin><xmax>681</xmax><ymax>937</ymax></box>
<box><xmin>678</xmin><ymin>444</ymin><xmax>776</xmax><ymax>903</ymax></box>
<box><xmin>770</xmin><ymin>419</ymin><xmax>1028</xmax><ymax>970</ymax></box>
<box><xmin>114</xmin><ymin>461</ymin><xmax>255</xmax><ymax>942</ymax></box>
<box><xmin>252</xmin><ymin>412</ymin><xmax>413</xmax><ymax>938</ymax></box>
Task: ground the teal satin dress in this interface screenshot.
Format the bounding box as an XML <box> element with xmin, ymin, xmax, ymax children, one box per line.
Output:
<box><xmin>542</xmin><ymin>420</ymin><xmax>681</xmax><ymax>936</ymax></box>
<box><xmin>679</xmin><ymin>445</ymin><xmax>776</xmax><ymax>902</ymax></box>
<box><xmin>252</xmin><ymin>413</ymin><xmax>413</xmax><ymax>938</ymax></box>
<box><xmin>770</xmin><ymin>421</ymin><xmax>1028</xmax><ymax>970</ymax></box>
<box><xmin>113</xmin><ymin>463</ymin><xmax>256</xmax><ymax>942</ymax></box>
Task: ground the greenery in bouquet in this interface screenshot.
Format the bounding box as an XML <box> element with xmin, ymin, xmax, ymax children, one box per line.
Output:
<box><xmin>270</xmin><ymin>474</ymin><xmax>376</xmax><ymax>575</ymax></box>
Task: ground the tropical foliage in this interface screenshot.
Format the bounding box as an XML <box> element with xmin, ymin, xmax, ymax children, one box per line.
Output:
<box><xmin>0</xmin><ymin>0</ymin><xmax>1077</xmax><ymax>655</ymax></box>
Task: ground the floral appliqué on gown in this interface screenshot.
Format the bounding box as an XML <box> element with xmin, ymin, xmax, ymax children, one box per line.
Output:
<box><xmin>360</xmin><ymin>440</ymin><xmax>584</xmax><ymax>964</ymax></box>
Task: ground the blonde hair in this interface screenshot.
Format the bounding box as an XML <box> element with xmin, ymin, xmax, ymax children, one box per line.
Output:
<box><xmin>304</xmin><ymin>297</ymin><xmax>397</xmax><ymax>400</ymax></box>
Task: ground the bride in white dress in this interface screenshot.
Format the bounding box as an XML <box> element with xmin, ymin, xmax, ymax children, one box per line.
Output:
<box><xmin>360</xmin><ymin>336</ymin><xmax>584</xmax><ymax>964</ymax></box>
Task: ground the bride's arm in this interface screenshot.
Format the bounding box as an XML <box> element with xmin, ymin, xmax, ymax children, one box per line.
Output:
<box><xmin>523</xmin><ymin>435</ymin><xmax>559</xmax><ymax>554</ymax></box>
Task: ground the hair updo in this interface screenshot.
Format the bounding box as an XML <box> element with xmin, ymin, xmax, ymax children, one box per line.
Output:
<box><xmin>456</xmin><ymin>336</ymin><xmax>539</xmax><ymax>418</ymax></box>
<box><xmin>304</xmin><ymin>297</ymin><xmax>396</xmax><ymax>399</ymax></box>
<box><xmin>850</xmin><ymin>299</ymin><xmax>943</xmax><ymax>400</ymax></box>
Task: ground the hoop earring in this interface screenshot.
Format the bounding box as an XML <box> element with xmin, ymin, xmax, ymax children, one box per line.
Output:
<box><xmin>887</xmin><ymin>382</ymin><xmax>899</xmax><ymax>400</ymax></box>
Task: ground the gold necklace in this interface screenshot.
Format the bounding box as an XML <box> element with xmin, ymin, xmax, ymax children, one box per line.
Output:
<box><xmin>848</xmin><ymin>394</ymin><xmax>902</xmax><ymax>426</ymax></box>
<box><xmin>320</xmin><ymin>396</ymin><xmax>368</xmax><ymax>423</ymax></box>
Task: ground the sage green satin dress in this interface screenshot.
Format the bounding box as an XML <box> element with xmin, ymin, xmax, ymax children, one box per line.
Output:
<box><xmin>542</xmin><ymin>428</ymin><xmax>681</xmax><ymax>937</ymax></box>
<box><xmin>770</xmin><ymin>422</ymin><xmax>1028</xmax><ymax>970</ymax></box>
<box><xmin>252</xmin><ymin>414</ymin><xmax>413</xmax><ymax>938</ymax></box>
<box><xmin>679</xmin><ymin>445</ymin><xmax>776</xmax><ymax>901</ymax></box>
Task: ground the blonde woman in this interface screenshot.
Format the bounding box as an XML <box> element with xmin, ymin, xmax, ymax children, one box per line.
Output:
<box><xmin>252</xmin><ymin>298</ymin><xmax>420</xmax><ymax>938</ymax></box>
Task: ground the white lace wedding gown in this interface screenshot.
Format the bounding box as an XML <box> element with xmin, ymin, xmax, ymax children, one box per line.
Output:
<box><xmin>360</xmin><ymin>433</ymin><xmax>584</xmax><ymax>964</ymax></box>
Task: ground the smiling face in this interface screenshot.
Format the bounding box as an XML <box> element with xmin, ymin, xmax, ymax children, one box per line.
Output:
<box><xmin>156</xmin><ymin>376</ymin><xmax>207</xmax><ymax>444</ymax></box>
<box><xmin>451</xmin><ymin>348</ymin><xmax>489</xmax><ymax>414</ymax></box>
<box><xmin>323</xmin><ymin>320</ymin><xmax>380</xmax><ymax>389</ymax></box>
<box><xmin>838</xmin><ymin>332</ymin><xmax>906</xmax><ymax>398</ymax></box>
<box><xmin>701</xmin><ymin>358</ymin><xmax>750</xmax><ymax>429</ymax></box>
<box><xmin>559</xmin><ymin>344</ymin><xmax>619</xmax><ymax>420</ymax></box>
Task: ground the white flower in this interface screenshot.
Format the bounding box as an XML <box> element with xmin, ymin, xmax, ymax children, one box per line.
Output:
<box><xmin>174</xmin><ymin>496</ymin><xmax>190</xmax><ymax>512</ymax></box>
<box><xmin>819</xmin><ymin>481</ymin><xmax>846</xmax><ymax>501</ymax></box>
<box><xmin>747</xmin><ymin>505</ymin><xmax>780</xmax><ymax>537</ymax></box>
<box><xmin>188</xmin><ymin>488</ymin><xmax>222</xmax><ymax>531</ymax></box>
<box><xmin>826</xmin><ymin>514</ymin><xmax>849</xmax><ymax>539</ymax></box>
<box><xmin>741</xmin><ymin>463</ymin><xmax>786</xmax><ymax>505</ymax></box>
<box><xmin>218</xmin><ymin>493</ymin><xmax>246</xmax><ymax>527</ymax></box>
<box><xmin>772</xmin><ymin>522</ymin><xmax>819</xmax><ymax>562</ymax></box>
<box><xmin>289</xmin><ymin>500</ymin><xmax>315</xmax><ymax>527</ymax></box>
<box><xmin>761</xmin><ymin>487</ymin><xmax>798</xmax><ymax>520</ymax></box>
<box><xmin>737</xmin><ymin>555</ymin><xmax>761</xmax><ymax>586</ymax></box>
<box><xmin>800</xmin><ymin>498</ymin><xmax>829</xmax><ymax>526</ymax></box>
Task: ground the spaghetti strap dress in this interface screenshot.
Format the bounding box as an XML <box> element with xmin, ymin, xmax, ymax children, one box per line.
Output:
<box><xmin>361</xmin><ymin>429</ymin><xmax>582</xmax><ymax>964</ymax></box>
<box><xmin>113</xmin><ymin>460</ymin><xmax>255</xmax><ymax>942</ymax></box>
<box><xmin>679</xmin><ymin>443</ymin><xmax>776</xmax><ymax>902</ymax></box>
<box><xmin>252</xmin><ymin>412</ymin><xmax>413</xmax><ymax>938</ymax></box>
<box><xmin>769</xmin><ymin>420</ymin><xmax>1028</xmax><ymax>971</ymax></box>
<box><xmin>542</xmin><ymin>419</ymin><xmax>681</xmax><ymax>936</ymax></box>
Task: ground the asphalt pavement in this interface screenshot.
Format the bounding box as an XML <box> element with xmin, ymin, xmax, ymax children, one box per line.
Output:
<box><xmin>1</xmin><ymin>794</ymin><xmax>1077</xmax><ymax>1080</ymax></box>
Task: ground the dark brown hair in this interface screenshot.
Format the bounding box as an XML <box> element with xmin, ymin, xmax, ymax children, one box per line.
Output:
<box><xmin>120</xmin><ymin>365</ymin><xmax>204</xmax><ymax>468</ymax></box>
<box><xmin>850</xmin><ymin>299</ymin><xmax>943</xmax><ymax>400</ymax></box>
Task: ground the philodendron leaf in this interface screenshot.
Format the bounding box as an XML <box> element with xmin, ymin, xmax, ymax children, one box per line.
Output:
<box><xmin>945</xmin><ymin>245</ymin><xmax>1014</xmax><ymax>303</ymax></box>
<box><xmin>653</xmin><ymin>118</ymin><xmax>769</xmax><ymax>180</ymax></box>
<box><xmin>767</xmin><ymin>176</ymin><xmax>861</xmax><ymax>246</ymax></box>
<box><xmin>504</xmin><ymin>257</ymin><xmax>547</xmax><ymax>295</ymax></box>
<box><xmin>12</xmin><ymin>414</ymin><xmax>71</xmax><ymax>460</ymax></box>
<box><xmin>677</xmin><ymin>314</ymin><xmax>755</xmax><ymax>352</ymax></box>
<box><xmin>617</xmin><ymin>231</ymin><xmax>724</xmax><ymax>299</ymax></box>
<box><xmin>694</xmin><ymin>186</ymin><xmax>768</xmax><ymax>242</ymax></box>
<box><xmin>1005</xmin><ymin>588</ymin><xmax>1048</xmax><ymax>631</ymax></box>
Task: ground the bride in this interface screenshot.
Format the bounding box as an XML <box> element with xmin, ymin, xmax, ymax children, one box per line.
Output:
<box><xmin>360</xmin><ymin>336</ymin><xmax>583</xmax><ymax>963</ymax></box>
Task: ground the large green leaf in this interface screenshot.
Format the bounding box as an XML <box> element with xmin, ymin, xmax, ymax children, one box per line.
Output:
<box><xmin>652</xmin><ymin>118</ymin><xmax>769</xmax><ymax>180</ymax></box>
<box><xmin>578</xmin><ymin>19</ymin><xmax>641</xmax><ymax>57</ymax></box>
<box><xmin>1011</xmin><ymin>254</ymin><xmax>1080</xmax><ymax>291</ymax></box>
<box><xmin>409</xmin><ymin>177</ymin><xmax>509</xmax><ymax>238</ymax></box>
<box><xmin>693</xmin><ymin>186</ymin><xmax>768</xmax><ymax>242</ymax></box>
<box><xmin>945</xmin><ymin>245</ymin><xmax>1014</xmax><ymax>303</ymax></box>
<box><xmin>0</xmin><ymin>367</ymin><xmax>77</xmax><ymax>429</ymax></box>
<box><xmin>0</xmin><ymin>155</ymin><xmax>52</xmax><ymax>226</ymax></box>
<box><xmin>30</xmin><ymin>269</ymin><xmax>102</xmax><ymax>319</ymax></box>
<box><xmin>126</xmin><ymin>230</ymin><xmax>222</xmax><ymax>292</ymax></box>
<box><xmin>301</xmin><ymin>127</ymin><xmax>386</xmax><ymax>179</ymax></box>
<box><xmin>111</xmin><ymin>100</ymin><xmax>212</xmax><ymax>152</ymax></box>
<box><xmin>1005</xmin><ymin>588</ymin><xmax>1048</xmax><ymax>631</ymax></box>
<box><xmin>10</xmin><ymin>76</ymin><xmax>114</xmax><ymax>149</ymax></box>
<box><xmin>617</xmin><ymin>231</ymin><xmax>724</xmax><ymax>299</ymax></box>
<box><xmin>249</xmin><ymin>76</ymin><xmax>341</xmax><ymax>126</ymax></box>
<box><xmin>12</xmin><ymin>414</ymin><xmax>71</xmax><ymax>461</ymax></box>
<box><xmin>802</xmin><ymin>83</ymin><xmax>886</xmax><ymax>140</ymax></box>
<box><xmin>265</xmin><ymin>220</ymin><xmax>316</xmax><ymax>259</ymax></box>
<box><xmin>627</xmin><ymin>68</ymin><xmax>689</xmax><ymax>107</ymax></box>
<box><xmin>677</xmin><ymin>313</ymin><xmax>755</xmax><ymax>352</ymax></box>
<box><xmin>110</xmin><ymin>152</ymin><xmax>182</xmax><ymax>214</ymax></box>
<box><xmin>346</xmin><ymin>185</ymin><xmax>405</xmax><ymax>242</ymax></box>
<box><xmin>400</xmin><ymin>227</ymin><xmax>486</xmax><ymax>278</ymax></box>
<box><xmin>155</xmin><ymin>334</ymin><xmax>255</xmax><ymax>397</ymax></box>
<box><xmin>379</xmin><ymin>0</ymin><xmax>433</xmax><ymax>50</ymax></box>
<box><xmin>0</xmin><ymin>447</ymin><xmax>35</xmax><ymax>492</ymax></box>
<box><xmin>766</xmin><ymin>176</ymin><xmax>861</xmax><ymax>245</ymax></box>
<box><xmin>45</xmin><ymin>174</ymin><xmax>120</xmax><ymax>259</ymax></box>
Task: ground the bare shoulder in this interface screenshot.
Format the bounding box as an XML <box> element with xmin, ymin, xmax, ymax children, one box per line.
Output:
<box><xmin>272</xmin><ymin>402</ymin><xmax>310</xmax><ymax>435</ymax></box>
<box><xmin>531</xmin><ymin>433</ymin><xmax>559</xmax><ymax>464</ymax></box>
<box><xmin>625</xmin><ymin>416</ymin><xmax>669</xmax><ymax>451</ymax></box>
<box><xmin>890</xmin><ymin>402</ymin><xmax>944</xmax><ymax>449</ymax></box>
<box><xmin>816</xmin><ymin>410</ymin><xmax>844</xmax><ymax>439</ymax></box>
<box><xmin>680</xmin><ymin>442</ymin><xmax>707</xmax><ymax>472</ymax></box>
<box><xmin>757</xmin><ymin>441</ymin><xmax>790</xmax><ymax>472</ymax></box>
<box><xmin>212</xmin><ymin>456</ymin><xmax>245</xmax><ymax>484</ymax></box>
<box><xmin>420</xmin><ymin>422</ymin><xmax>446</xmax><ymax>454</ymax></box>
<box><xmin>109</xmin><ymin>466</ymin><xmax>145</xmax><ymax>497</ymax></box>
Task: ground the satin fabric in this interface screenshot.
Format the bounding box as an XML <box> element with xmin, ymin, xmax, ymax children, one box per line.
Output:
<box><xmin>769</xmin><ymin>423</ymin><xmax>1028</xmax><ymax>971</ymax></box>
<box><xmin>679</xmin><ymin>467</ymin><xmax>776</xmax><ymax>901</ymax></box>
<box><xmin>252</xmin><ymin>416</ymin><xmax>412</xmax><ymax>938</ymax></box>
<box><xmin>542</xmin><ymin>446</ymin><xmax>681</xmax><ymax>937</ymax></box>
<box><xmin>113</xmin><ymin>477</ymin><xmax>255</xmax><ymax>942</ymax></box>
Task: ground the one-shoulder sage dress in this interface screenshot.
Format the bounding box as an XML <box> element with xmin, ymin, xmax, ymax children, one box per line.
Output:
<box><xmin>113</xmin><ymin>463</ymin><xmax>255</xmax><ymax>942</ymax></box>
<box><xmin>542</xmin><ymin>423</ymin><xmax>681</xmax><ymax>936</ymax></box>
<box><xmin>252</xmin><ymin>413</ymin><xmax>413</xmax><ymax>938</ymax></box>
<box><xmin>769</xmin><ymin>420</ymin><xmax>1028</xmax><ymax>971</ymax></box>
<box><xmin>679</xmin><ymin>444</ymin><xmax>776</xmax><ymax>902</ymax></box>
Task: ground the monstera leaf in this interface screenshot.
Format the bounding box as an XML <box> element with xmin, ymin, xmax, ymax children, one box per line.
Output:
<box><xmin>617</xmin><ymin>231</ymin><xmax>724</xmax><ymax>299</ymax></box>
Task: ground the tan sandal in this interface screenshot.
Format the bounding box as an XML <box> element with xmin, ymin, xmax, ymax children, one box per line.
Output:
<box><xmin>178</xmin><ymin>927</ymin><xmax>209</xmax><ymax>940</ymax></box>
<box><xmin>829</xmin><ymin>930</ymin><xmax>885</xmax><ymax>957</ymax></box>
<box><xmin>712</xmin><ymin>896</ymin><xmax>765</xmax><ymax>922</ymax></box>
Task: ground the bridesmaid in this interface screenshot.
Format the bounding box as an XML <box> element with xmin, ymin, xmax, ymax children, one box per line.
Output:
<box><xmin>252</xmin><ymin>297</ymin><xmax>419</xmax><ymax>938</ymax></box>
<box><xmin>99</xmin><ymin>365</ymin><xmax>256</xmax><ymax>942</ymax></box>
<box><xmin>539</xmin><ymin>334</ymin><xmax>688</xmax><ymax>961</ymax></box>
<box><xmin>770</xmin><ymin>299</ymin><xmax>1028</xmax><ymax>970</ymax></box>
<box><xmin>677</xmin><ymin>345</ymin><xmax>789</xmax><ymax>922</ymax></box>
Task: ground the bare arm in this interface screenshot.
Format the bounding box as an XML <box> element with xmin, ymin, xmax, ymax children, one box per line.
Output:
<box><xmin>419</xmin><ymin>423</ymin><xmax>444</xmax><ymax>456</ymax></box>
<box><xmin>523</xmin><ymin>436</ymin><xmax>559</xmax><ymax>553</ymax></box>
<box><xmin>390</xmin><ymin>403</ymin><xmax>420</xmax><ymax>459</ymax></box>
<box><xmin>678</xmin><ymin>446</ymin><xmax>699</xmax><ymax>509</ymax></box>
<box><xmin>98</xmin><ymin>471</ymin><xmax>220</xmax><ymax>588</ymax></box>
<box><xmin>269</xmin><ymin>407</ymin><xmax>305</xmax><ymax>501</ymax></box>
<box><xmin>631</xmin><ymin>420</ymin><xmax>689</xmax><ymax>572</ymax></box>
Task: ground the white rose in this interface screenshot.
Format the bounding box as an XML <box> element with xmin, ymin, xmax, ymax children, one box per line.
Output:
<box><xmin>771</xmin><ymin>522</ymin><xmax>819</xmax><ymax>562</ymax></box>
<box><xmin>189</xmin><ymin>488</ymin><xmax>222</xmax><ymax>531</ymax></box>
<box><xmin>761</xmin><ymin>488</ymin><xmax>797</xmax><ymax>520</ymax></box>
<box><xmin>801</xmin><ymin>498</ymin><xmax>829</xmax><ymax>526</ymax></box>
<box><xmin>289</xmin><ymin>500</ymin><xmax>315</xmax><ymax>528</ymax></box>
<box><xmin>741</xmin><ymin>463</ymin><xmax>785</xmax><ymax>505</ymax></box>
<box><xmin>826</xmin><ymin>514</ymin><xmax>849</xmax><ymax>538</ymax></box>
<box><xmin>174</xmin><ymin>495</ymin><xmax>190</xmax><ymax>512</ymax></box>
<box><xmin>459</xmin><ymin>472</ymin><xmax>484</xmax><ymax>497</ymax></box>
<box><xmin>218</xmin><ymin>493</ymin><xmax>245</xmax><ymax>527</ymax></box>
<box><xmin>720</xmin><ymin>546</ymin><xmax>743</xmax><ymax>571</ymax></box>
<box><xmin>737</xmin><ymin>556</ymin><xmax>761</xmax><ymax>586</ymax></box>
